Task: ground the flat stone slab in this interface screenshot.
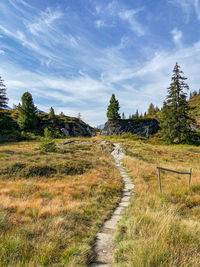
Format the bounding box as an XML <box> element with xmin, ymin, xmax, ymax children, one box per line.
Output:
<box><xmin>124</xmin><ymin>184</ymin><xmax>134</xmax><ymax>190</ymax></box>
<box><xmin>94</xmin><ymin>233</ymin><xmax>113</xmax><ymax>263</ymax></box>
<box><xmin>119</xmin><ymin>201</ymin><xmax>130</xmax><ymax>207</ymax></box>
<box><xmin>104</xmin><ymin>215</ymin><xmax>121</xmax><ymax>229</ymax></box>
<box><xmin>112</xmin><ymin>206</ymin><xmax>125</xmax><ymax>215</ymax></box>
<box><xmin>121</xmin><ymin>196</ymin><xmax>131</xmax><ymax>202</ymax></box>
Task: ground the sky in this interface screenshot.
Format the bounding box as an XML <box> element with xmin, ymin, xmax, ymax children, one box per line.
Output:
<box><xmin>0</xmin><ymin>0</ymin><xmax>200</xmax><ymax>126</ymax></box>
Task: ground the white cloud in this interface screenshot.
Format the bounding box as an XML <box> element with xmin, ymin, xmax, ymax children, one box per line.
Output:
<box><xmin>194</xmin><ymin>0</ymin><xmax>200</xmax><ymax>19</ymax></box>
<box><xmin>171</xmin><ymin>28</ymin><xmax>183</xmax><ymax>47</ymax></box>
<box><xmin>2</xmin><ymin>38</ymin><xmax>200</xmax><ymax>125</ymax></box>
<box><xmin>0</xmin><ymin>49</ymin><xmax>5</xmax><ymax>55</ymax></box>
<box><xmin>119</xmin><ymin>8</ymin><xmax>145</xmax><ymax>36</ymax></box>
<box><xmin>94</xmin><ymin>2</ymin><xmax>145</xmax><ymax>35</ymax></box>
<box><xmin>95</xmin><ymin>20</ymin><xmax>105</xmax><ymax>28</ymax></box>
<box><xmin>25</xmin><ymin>8</ymin><xmax>63</xmax><ymax>35</ymax></box>
<box><xmin>1</xmin><ymin>0</ymin><xmax>200</xmax><ymax>126</ymax></box>
<box><xmin>170</xmin><ymin>0</ymin><xmax>200</xmax><ymax>21</ymax></box>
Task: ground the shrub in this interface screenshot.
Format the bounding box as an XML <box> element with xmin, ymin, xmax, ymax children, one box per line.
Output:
<box><xmin>39</xmin><ymin>137</ymin><xmax>57</xmax><ymax>153</ymax></box>
<box><xmin>39</xmin><ymin>128</ymin><xmax>57</xmax><ymax>153</ymax></box>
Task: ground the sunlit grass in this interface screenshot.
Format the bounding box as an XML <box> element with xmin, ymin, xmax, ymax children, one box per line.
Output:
<box><xmin>0</xmin><ymin>138</ymin><xmax>122</xmax><ymax>266</ymax></box>
<box><xmin>113</xmin><ymin>138</ymin><xmax>200</xmax><ymax>266</ymax></box>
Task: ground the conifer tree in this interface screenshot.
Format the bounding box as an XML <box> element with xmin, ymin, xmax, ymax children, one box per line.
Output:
<box><xmin>122</xmin><ymin>112</ymin><xmax>125</xmax><ymax>119</ymax></box>
<box><xmin>155</xmin><ymin>106</ymin><xmax>160</xmax><ymax>113</ymax></box>
<box><xmin>77</xmin><ymin>112</ymin><xmax>81</xmax><ymax>120</ymax></box>
<box><xmin>160</xmin><ymin>63</ymin><xmax>193</xmax><ymax>143</ymax></box>
<box><xmin>148</xmin><ymin>103</ymin><xmax>156</xmax><ymax>116</ymax></box>
<box><xmin>107</xmin><ymin>94</ymin><xmax>120</xmax><ymax>120</ymax></box>
<box><xmin>17</xmin><ymin>92</ymin><xmax>37</xmax><ymax>130</ymax></box>
<box><xmin>49</xmin><ymin>107</ymin><xmax>55</xmax><ymax>119</ymax></box>
<box><xmin>135</xmin><ymin>109</ymin><xmax>139</xmax><ymax>119</ymax></box>
<box><xmin>0</xmin><ymin>76</ymin><xmax>8</xmax><ymax>108</ymax></box>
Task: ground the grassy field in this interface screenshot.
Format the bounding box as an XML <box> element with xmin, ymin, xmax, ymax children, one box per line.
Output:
<box><xmin>0</xmin><ymin>138</ymin><xmax>122</xmax><ymax>266</ymax></box>
<box><xmin>110</xmin><ymin>136</ymin><xmax>200</xmax><ymax>266</ymax></box>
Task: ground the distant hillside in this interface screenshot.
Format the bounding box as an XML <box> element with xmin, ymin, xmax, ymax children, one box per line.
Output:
<box><xmin>189</xmin><ymin>93</ymin><xmax>200</xmax><ymax>126</ymax></box>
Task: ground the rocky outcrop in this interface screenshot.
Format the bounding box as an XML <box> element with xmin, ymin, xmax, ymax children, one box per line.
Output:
<box><xmin>60</xmin><ymin>121</ymin><xmax>96</xmax><ymax>137</ymax></box>
<box><xmin>100</xmin><ymin>119</ymin><xmax>159</xmax><ymax>137</ymax></box>
<box><xmin>38</xmin><ymin>113</ymin><xmax>96</xmax><ymax>137</ymax></box>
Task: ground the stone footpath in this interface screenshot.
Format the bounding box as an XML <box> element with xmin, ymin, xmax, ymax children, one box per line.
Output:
<box><xmin>90</xmin><ymin>143</ymin><xmax>134</xmax><ymax>267</ymax></box>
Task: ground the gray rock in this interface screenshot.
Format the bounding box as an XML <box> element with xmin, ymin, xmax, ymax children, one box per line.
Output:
<box><xmin>100</xmin><ymin>119</ymin><xmax>159</xmax><ymax>137</ymax></box>
<box><xmin>61</xmin><ymin>121</ymin><xmax>96</xmax><ymax>137</ymax></box>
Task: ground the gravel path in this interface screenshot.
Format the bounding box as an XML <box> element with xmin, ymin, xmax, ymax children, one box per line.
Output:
<box><xmin>89</xmin><ymin>143</ymin><xmax>134</xmax><ymax>267</ymax></box>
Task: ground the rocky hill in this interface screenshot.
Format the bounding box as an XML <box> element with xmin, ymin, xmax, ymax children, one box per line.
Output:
<box><xmin>37</xmin><ymin>112</ymin><xmax>95</xmax><ymax>137</ymax></box>
<box><xmin>0</xmin><ymin>109</ymin><xmax>95</xmax><ymax>142</ymax></box>
<box><xmin>101</xmin><ymin>119</ymin><xmax>159</xmax><ymax>137</ymax></box>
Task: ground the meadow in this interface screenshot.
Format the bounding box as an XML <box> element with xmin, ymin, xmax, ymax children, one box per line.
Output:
<box><xmin>0</xmin><ymin>138</ymin><xmax>122</xmax><ymax>266</ymax></box>
<box><xmin>110</xmin><ymin>136</ymin><xmax>200</xmax><ymax>266</ymax></box>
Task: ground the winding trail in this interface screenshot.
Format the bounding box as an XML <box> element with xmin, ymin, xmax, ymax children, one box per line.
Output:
<box><xmin>90</xmin><ymin>143</ymin><xmax>134</xmax><ymax>267</ymax></box>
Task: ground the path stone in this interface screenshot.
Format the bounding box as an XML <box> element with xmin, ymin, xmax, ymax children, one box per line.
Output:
<box><xmin>89</xmin><ymin>143</ymin><xmax>134</xmax><ymax>266</ymax></box>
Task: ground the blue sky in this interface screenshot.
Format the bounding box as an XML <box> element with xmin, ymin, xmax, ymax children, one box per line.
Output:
<box><xmin>0</xmin><ymin>0</ymin><xmax>200</xmax><ymax>126</ymax></box>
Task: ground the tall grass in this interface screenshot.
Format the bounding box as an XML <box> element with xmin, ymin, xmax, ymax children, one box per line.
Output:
<box><xmin>114</xmin><ymin>139</ymin><xmax>200</xmax><ymax>266</ymax></box>
<box><xmin>0</xmin><ymin>138</ymin><xmax>122</xmax><ymax>266</ymax></box>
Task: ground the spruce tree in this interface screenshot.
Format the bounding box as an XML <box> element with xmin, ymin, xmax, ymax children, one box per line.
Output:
<box><xmin>49</xmin><ymin>107</ymin><xmax>55</xmax><ymax>119</ymax></box>
<box><xmin>148</xmin><ymin>103</ymin><xmax>156</xmax><ymax>116</ymax></box>
<box><xmin>0</xmin><ymin>76</ymin><xmax>8</xmax><ymax>108</ymax></box>
<box><xmin>135</xmin><ymin>109</ymin><xmax>139</xmax><ymax>119</ymax></box>
<box><xmin>107</xmin><ymin>94</ymin><xmax>120</xmax><ymax>120</ymax></box>
<box><xmin>160</xmin><ymin>63</ymin><xmax>193</xmax><ymax>143</ymax></box>
<box><xmin>17</xmin><ymin>92</ymin><xmax>37</xmax><ymax>131</ymax></box>
<box><xmin>77</xmin><ymin>112</ymin><xmax>81</xmax><ymax>120</ymax></box>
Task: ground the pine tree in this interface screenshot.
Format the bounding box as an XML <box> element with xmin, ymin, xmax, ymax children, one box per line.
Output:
<box><xmin>135</xmin><ymin>109</ymin><xmax>139</xmax><ymax>119</ymax></box>
<box><xmin>17</xmin><ymin>92</ymin><xmax>37</xmax><ymax>130</ymax></box>
<box><xmin>122</xmin><ymin>112</ymin><xmax>125</xmax><ymax>120</ymax></box>
<box><xmin>0</xmin><ymin>76</ymin><xmax>8</xmax><ymax>108</ymax></box>
<box><xmin>160</xmin><ymin>63</ymin><xmax>193</xmax><ymax>143</ymax></box>
<box><xmin>49</xmin><ymin>107</ymin><xmax>55</xmax><ymax>119</ymax></box>
<box><xmin>148</xmin><ymin>103</ymin><xmax>156</xmax><ymax>116</ymax></box>
<box><xmin>77</xmin><ymin>112</ymin><xmax>81</xmax><ymax>120</ymax></box>
<box><xmin>107</xmin><ymin>94</ymin><xmax>120</xmax><ymax>120</ymax></box>
<box><xmin>155</xmin><ymin>106</ymin><xmax>160</xmax><ymax>113</ymax></box>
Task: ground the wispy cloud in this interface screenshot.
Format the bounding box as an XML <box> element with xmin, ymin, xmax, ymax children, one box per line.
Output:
<box><xmin>0</xmin><ymin>0</ymin><xmax>200</xmax><ymax>126</ymax></box>
<box><xmin>170</xmin><ymin>0</ymin><xmax>200</xmax><ymax>21</ymax></box>
<box><xmin>25</xmin><ymin>8</ymin><xmax>63</xmax><ymax>35</ymax></box>
<box><xmin>171</xmin><ymin>28</ymin><xmax>183</xmax><ymax>47</ymax></box>
<box><xmin>94</xmin><ymin>1</ymin><xmax>145</xmax><ymax>35</ymax></box>
<box><xmin>119</xmin><ymin>8</ymin><xmax>145</xmax><ymax>36</ymax></box>
<box><xmin>95</xmin><ymin>20</ymin><xmax>105</xmax><ymax>28</ymax></box>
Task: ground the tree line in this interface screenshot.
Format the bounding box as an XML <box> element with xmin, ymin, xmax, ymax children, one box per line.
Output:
<box><xmin>1</xmin><ymin>62</ymin><xmax>200</xmax><ymax>144</ymax></box>
<box><xmin>106</xmin><ymin>63</ymin><xmax>199</xmax><ymax>144</ymax></box>
<box><xmin>0</xmin><ymin>81</ymin><xmax>84</xmax><ymax>142</ymax></box>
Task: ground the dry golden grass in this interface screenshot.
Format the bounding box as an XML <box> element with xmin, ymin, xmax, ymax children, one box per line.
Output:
<box><xmin>113</xmin><ymin>138</ymin><xmax>200</xmax><ymax>266</ymax></box>
<box><xmin>0</xmin><ymin>138</ymin><xmax>122</xmax><ymax>266</ymax></box>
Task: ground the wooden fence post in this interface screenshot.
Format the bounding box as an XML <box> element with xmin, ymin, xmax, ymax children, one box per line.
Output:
<box><xmin>189</xmin><ymin>168</ymin><xmax>192</xmax><ymax>188</ymax></box>
<box><xmin>158</xmin><ymin>167</ymin><xmax>162</xmax><ymax>193</ymax></box>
